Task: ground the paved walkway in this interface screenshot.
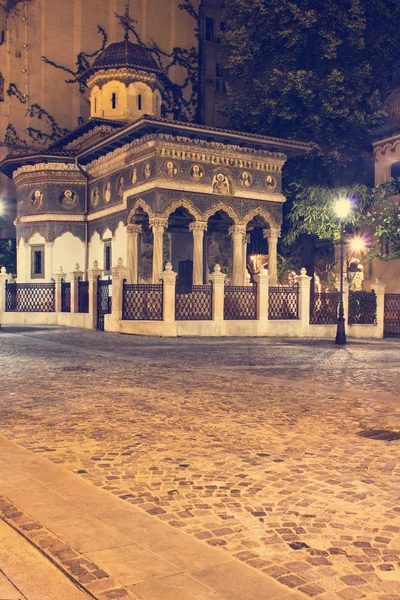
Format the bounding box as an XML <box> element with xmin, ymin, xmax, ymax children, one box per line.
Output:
<box><xmin>0</xmin><ymin>517</ymin><xmax>89</xmax><ymax>600</ymax></box>
<box><xmin>0</xmin><ymin>327</ymin><xmax>400</xmax><ymax>600</ymax></box>
<box><xmin>0</xmin><ymin>435</ymin><xmax>305</xmax><ymax>600</ymax></box>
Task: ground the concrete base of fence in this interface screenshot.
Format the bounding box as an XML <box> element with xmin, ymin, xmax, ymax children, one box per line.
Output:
<box><xmin>1</xmin><ymin>312</ymin><xmax>92</xmax><ymax>329</ymax></box>
<box><xmin>109</xmin><ymin>317</ymin><xmax>381</xmax><ymax>339</ymax></box>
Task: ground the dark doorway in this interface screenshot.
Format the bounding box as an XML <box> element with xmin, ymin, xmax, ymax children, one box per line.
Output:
<box><xmin>177</xmin><ymin>259</ymin><xmax>193</xmax><ymax>292</ymax></box>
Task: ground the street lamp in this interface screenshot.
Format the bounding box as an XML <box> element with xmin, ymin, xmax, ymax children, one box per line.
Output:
<box><xmin>334</xmin><ymin>197</ymin><xmax>352</xmax><ymax>345</ymax></box>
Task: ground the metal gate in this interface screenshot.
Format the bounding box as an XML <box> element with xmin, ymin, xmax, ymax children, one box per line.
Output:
<box><xmin>384</xmin><ymin>293</ymin><xmax>400</xmax><ymax>337</ymax></box>
<box><xmin>97</xmin><ymin>278</ymin><xmax>112</xmax><ymax>331</ymax></box>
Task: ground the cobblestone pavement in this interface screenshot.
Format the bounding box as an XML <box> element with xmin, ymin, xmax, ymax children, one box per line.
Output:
<box><xmin>0</xmin><ymin>326</ymin><xmax>400</xmax><ymax>600</ymax></box>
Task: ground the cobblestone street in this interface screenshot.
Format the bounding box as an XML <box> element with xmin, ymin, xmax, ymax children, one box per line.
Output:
<box><xmin>0</xmin><ymin>326</ymin><xmax>400</xmax><ymax>600</ymax></box>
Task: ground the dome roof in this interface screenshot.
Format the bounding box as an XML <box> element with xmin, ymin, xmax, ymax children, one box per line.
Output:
<box><xmin>79</xmin><ymin>40</ymin><xmax>162</xmax><ymax>82</ymax></box>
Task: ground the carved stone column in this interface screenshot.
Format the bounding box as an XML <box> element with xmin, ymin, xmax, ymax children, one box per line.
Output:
<box><xmin>263</xmin><ymin>227</ymin><xmax>281</xmax><ymax>286</ymax></box>
<box><xmin>127</xmin><ymin>224</ymin><xmax>142</xmax><ymax>284</ymax></box>
<box><xmin>150</xmin><ymin>218</ymin><xmax>168</xmax><ymax>284</ymax></box>
<box><xmin>189</xmin><ymin>221</ymin><xmax>207</xmax><ymax>285</ymax></box>
<box><xmin>242</xmin><ymin>233</ymin><xmax>250</xmax><ymax>285</ymax></box>
<box><xmin>229</xmin><ymin>225</ymin><xmax>246</xmax><ymax>286</ymax></box>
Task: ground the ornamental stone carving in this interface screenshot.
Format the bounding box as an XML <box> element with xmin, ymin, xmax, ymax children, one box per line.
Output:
<box><xmin>161</xmin><ymin>198</ymin><xmax>202</xmax><ymax>221</ymax></box>
<box><xmin>203</xmin><ymin>201</ymin><xmax>240</xmax><ymax>224</ymax></box>
<box><xmin>263</xmin><ymin>226</ymin><xmax>281</xmax><ymax>239</ymax></box>
<box><xmin>126</xmin><ymin>198</ymin><xmax>155</xmax><ymax>224</ymax></box>
<box><xmin>127</xmin><ymin>223</ymin><xmax>142</xmax><ymax>234</ymax></box>
<box><xmin>228</xmin><ymin>225</ymin><xmax>247</xmax><ymax>236</ymax></box>
<box><xmin>188</xmin><ymin>221</ymin><xmax>208</xmax><ymax>232</ymax></box>
<box><xmin>149</xmin><ymin>217</ymin><xmax>168</xmax><ymax>229</ymax></box>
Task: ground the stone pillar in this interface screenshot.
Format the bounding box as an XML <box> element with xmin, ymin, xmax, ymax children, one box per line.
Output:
<box><xmin>229</xmin><ymin>225</ymin><xmax>246</xmax><ymax>286</ymax></box>
<box><xmin>160</xmin><ymin>262</ymin><xmax>177</xmax><ymax>336</ymax></box>
<box><xmin>150</xmin><ymin>218</ymin><xmax>168</xmax><ymax>284</ymax></box>
<box><xmin>52</xmin><ymin>266</ymin><xmax>66</xmax><ymax>313</ymax></box>
<box><xmin>254</xmin><ymin>267</ymin><xmax>269</xmax><ymax>325</ymax></box>
<box><xmin>67</xmin><ymin>263</ymin><xmax>84</xmax><ymax>313</ymax></box>
<box><xmin>127</xmin><ymin>224</ymin><xmax>142</xmax><ymax>284</ymax></box>
<box><xmin>209</xmin><ymin>264</ymin><xmax>226</xmax><ymax>336</ymax></box>
<box><xmin>189</xmin><ymin>221</ymin><xmax>207</xmax><ymax>285</ymax></box>
<box><xmin>107</xmin><ymin>258</ymin><xmax>129</xmax><ymax>331</ymax></box>
<box><xmin>0</xmin><ymin>267</ymin><xmax>9</xmax><ymax>314</ymax></box>
<box><xmin>87</xmin><ymin>260</ymin><xmax>103</xmax><ymax>329</ymax></box>
<box><xmin>242</xmin><ymin>234</ymin><xmax>250</xmax><ymax>285</ymax></box>
<box><xmin>264</xmin><ymin>227</ymin><xmax>280</xmax><ymax>286</ymax></box>
<box><xmin>295</xmin><ymin>267</ymin><xmax>312</xmax><ymax>332</ymax></box>
<box><xmin>371</xmin><ymin>278</ymin><xmax>386</xmax><ymax>338</ymax></box>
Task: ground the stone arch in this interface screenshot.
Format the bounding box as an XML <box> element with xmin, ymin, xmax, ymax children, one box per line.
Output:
<box><xmin>161</xmin><ymin>198</ymin><xmax>202</xmax><ymax>221</ymax></box>
<box><xmin>242</xmin><ymin>206</ymin><xmax>279</xmax><ymax>229</ymax></box>
<box><xmin>203</xmin><ymin>201</ymin><xmax>240</xmax><ymax>224</ymax></box>
<box><xmin>126</xmin><ymin>198</ymin><xmax>155</xmax><ymax>225</ymax></box>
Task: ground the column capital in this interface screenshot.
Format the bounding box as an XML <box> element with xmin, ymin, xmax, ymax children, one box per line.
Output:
<box><xmin>228</xmin><ymin>225</ymin><xmax>246</xmax><ymax>236</ymax></box>
<box><xmin>127</xmin><ymin>223</ymin><xmax>142</xmax><ymax>235</ymax></box>
<box><xmin>263</xmin><ymin>226</ymin><xmax>281</xmax><ymax>239</ymax></box>
<box><xmin>189</xmin><ymin>221</ymin><xmax>208</xmax><ymax>233</ymax></box>
<box><xmin>149</xmin><ymin>217</ymin><xmax>168</xmax><ymax>230</ymax></box>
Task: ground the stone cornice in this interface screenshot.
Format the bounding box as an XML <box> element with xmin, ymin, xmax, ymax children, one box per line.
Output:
<box><xmin>85</xmin><ymin>133</ymin><xmax>286</xmax><ymax>179</ymax></box>
<box><xmin>14</xmin><ymin>162</ymin><xmax>81</xmax><ymax>183</ymax></box>
<box><xmin>18</xmin><ymin>214</ymin><xmax>85</xmax><ymax>224</ymax></box>
<box><xmin>87</xmin><ymin>68</ymin><xmax>163</xmax><ymax>91</ymax></box>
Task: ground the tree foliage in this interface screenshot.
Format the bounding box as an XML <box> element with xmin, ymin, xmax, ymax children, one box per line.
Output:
<box><xmin>366</xmin><ymin>178</ymin><xmax>400</xmax><ymax>259</ymax></box>
<box><xmin>221</xmin><ymin>0</ymin><xmax>400</xmax><ymax>187</ymax></box>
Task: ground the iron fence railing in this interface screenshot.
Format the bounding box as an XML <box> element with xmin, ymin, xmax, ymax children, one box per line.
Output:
<box><xmin>268</xmin><ymin>285</ymin><xmax>299</xmax><ymax>320</ymax></box>
<box><xmin>310</xmin><ymin>292</ymin><xmax>340</xmax><ymax>325</ymax></box>
<box><xmin>175</xmin><ymin>285</ymin><xmax>212</xmax><ymax>320</ymax></box>
<box><xmin>348</xmin><ymin>290</ymin><xmax>376</xmax><ymax>325</ymax></box>
<box><xmin>384</xmin><ymin>293</ymin><xmax>400</xmax><ymax>337</ymax></box>
<box><xmin>224</xmin><ymin>285</ymin><xmax>257</xmax><ymax>320</ymax></box>
<box><xmin>78</xmin><ymin>279</ymin><xmax>89</xmax><ymax>313</ymax></box>
<box><xmin>97</xmin><ymin>278</ymin><xmax>112</xmax><ymax>331</ymax></box>
<box><xmin>61</xmin><ymin>280</ymin><xmax>71</xmax><ymax>313</ymax></box>
<box><xmin>122</xmin><ymin>283</ymin><xmax>163</xmax><ymax>320</ymax></box>
<box><xmin>5</xmin><ymin>281</ymin><xmax>55</xmax><ymax>312</ymax></box>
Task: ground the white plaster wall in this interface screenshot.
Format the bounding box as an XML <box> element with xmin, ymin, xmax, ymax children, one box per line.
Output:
<box><xmin>88</xmin><ymin>231</ymin><xmax>102</xmax><ymax>271</ymax></box>
<box><xmin>16</xmin><ymin>236</ymin><xmax>28</xmax><ymax>282</ymax></box>
<box><xmin>52</xmin><ymin>233</ymin><xmax>85</xmax><ymax>277</ymax></box>
<box><xmin>113</xmin><ymin>222</ymin><xmax>127</xmax><ymax>268</ymax></box>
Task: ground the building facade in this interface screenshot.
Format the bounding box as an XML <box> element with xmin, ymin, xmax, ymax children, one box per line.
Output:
<box><xmin>0</xmin><ymin>31</ymin><xmax>310</xmax><ymax>287</ymax></box>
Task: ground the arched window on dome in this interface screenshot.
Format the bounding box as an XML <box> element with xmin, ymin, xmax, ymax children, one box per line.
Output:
<box><xmin>137</xmin><ymin>94</ymin><xmax>142</xmax><ymax>111</ymax></box>
<box><xmin>111</xmin><ymin>92</ymin><xmax>117</xmax><ymax>110</ymax></box>
<box><xmin>391</xmin><ymin>161</ymin><xmax>400</xmax><ymax>179</ymax></box>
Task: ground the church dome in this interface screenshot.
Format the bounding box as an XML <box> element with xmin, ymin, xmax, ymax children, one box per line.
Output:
<box><xmin>91</xmin><ymin>40</ymin><xmax>161</xmax><ymax>74</ymax></box>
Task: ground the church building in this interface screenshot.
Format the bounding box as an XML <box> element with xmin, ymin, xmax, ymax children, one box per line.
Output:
<box><xmin>0</xmin><ymin>20</ymin><xmax>310</xmax><ymax>288</ymax></box>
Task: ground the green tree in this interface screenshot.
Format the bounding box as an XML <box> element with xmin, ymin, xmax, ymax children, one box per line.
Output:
<box><xmin>221</xmin><ymin>0</ymin><xmax>400</xmax><ymax>187</ymax></box>
<box><xmin>366</xmin><ymin>178</ymin><xmax>400</xmax><ymax>259</ymax></box>
<box><xmin>0</xmin><ymin>238</ymin><xmax>16</xmax><ymax>274</ymax></box>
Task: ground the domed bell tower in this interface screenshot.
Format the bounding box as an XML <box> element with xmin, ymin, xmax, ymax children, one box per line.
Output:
<box><xmin>79</xmin><ymin>4</ymin><xmax>164</xmax><ymax>122</ymax></box>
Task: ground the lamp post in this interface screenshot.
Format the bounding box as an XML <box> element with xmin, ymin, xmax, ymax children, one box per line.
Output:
<box><xmin>334</xmin><ymin>197</ymin><xmax>352</xmax><ymax>345</ymax></box>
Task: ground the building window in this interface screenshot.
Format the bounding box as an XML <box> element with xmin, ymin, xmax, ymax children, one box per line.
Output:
<box><xmin>31</xmin><ymin>245</ymin><xmax>44</xmax><ymax>279</ymax></box>
<box><xmin>217</xmin><ymin>21</ymin><xmax>225</xmax><ymax>43</ymax></box>
<box><xmin>104</xmin><ymin>240</ymin><xmax>112</xmax><ymax>274</ymax></box>
<box><xmin>391</xmin><ymin>161</ymin><xmax>400</xmax><ymax>179</ymax></box>
<box><xmin>138</xmin><ymin>94</ymin><xmax>142</xmax><ymax>111</ymax></box>
<box><xmin>94</xmin><ymin>96</ymin><xmax>97</xmax><ymax>113</ymax></box>
<box><xmin>205</xmin><ymin>17</ymin><xmax>214</xmax><ymax>42</ymax></box>
<box><xmin>111</xmin><ymin>92</ymin><xmax>117</xmax><ymax>110</ymax></box>
<box><xmin>215</xmin><ymin>64</ymin><xmax>226</xmax><ymax>93</ymax></box>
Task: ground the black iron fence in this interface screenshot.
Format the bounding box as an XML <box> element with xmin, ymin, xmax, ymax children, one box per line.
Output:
<box><xmin>175</xmin><ymin>285</ymin><xmax>212</xmax><ymax>320</ymax></box>
<box><xmin>122</xmin><ymin>283</ymin><xmax>163</xmax><ymax>320</ymax></box>
<box><xmin>5</xmin><ymin>281</ymin><xmax>55</xmax><ymax>312</ymax></box>
<box><xmin>224</xmin><ymin>285</ymin><xmax>257</xmax><ymax>320</ymax></box>
<box><xmin>97</xmin><ymin>278</ymin><xmax>112</xmax><ymax>331</ymax></box>
<box><xmin>348</xmin><ymin>290</ymin><xmax>376</xmax><ymax>325</ymax></box>
<box><xmin>310</xmin><ymin>292</ymin><xmax>340</xmax><ymax>325</ymax></box>
<box><xmin>268</xmin><ymin>285</ymin><xmax>299</xmax><ymax>320</ymax></box>
<box><xmin>78</xmin><ymin>279</ymin><xmax>89</xmax><ymax>313</ymax></box>
<box><xmin>61</xmin><ymin>281</ymin><xmax>71</xmax><ymax>313</ymax></box>
<box><xmin>384</xmin><ymin>293</ymin><xmax>400</xmax><ymax>337</ymax></box>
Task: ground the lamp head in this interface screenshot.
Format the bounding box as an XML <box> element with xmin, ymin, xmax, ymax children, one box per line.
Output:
<box><xmin>334</xmin><ymin>196</ymin><xmax>352</xmax><ymax>220</ymax></box>
<box><xmin>350</xmin><ymin>235</ymin><xmax>367</xmax><ymax>254</ymax></box>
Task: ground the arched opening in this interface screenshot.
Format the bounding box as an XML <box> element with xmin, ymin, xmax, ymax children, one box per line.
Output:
<box><xmin>167</xmin><ymin>207</ymin><xmax>195</xmax><ymax>289</ymax></box>
<box><xmin>131</xmin><ymin>207</ymin><xmax>152</xmax><ymax>283</ymax></box>
<box><xmin>391</xmin><ymin>161</ymin><xmax>400</xmax><ymax>179</ymax></box>
<box><xmin>246</xmin><ymin>214</ymin><xmax>269</xmax><ymax>280</ymax></box>
<box><xmin>206</xmin><ymin>210</ymin><xmax>235</xmax><ymax>283</ymax></box>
